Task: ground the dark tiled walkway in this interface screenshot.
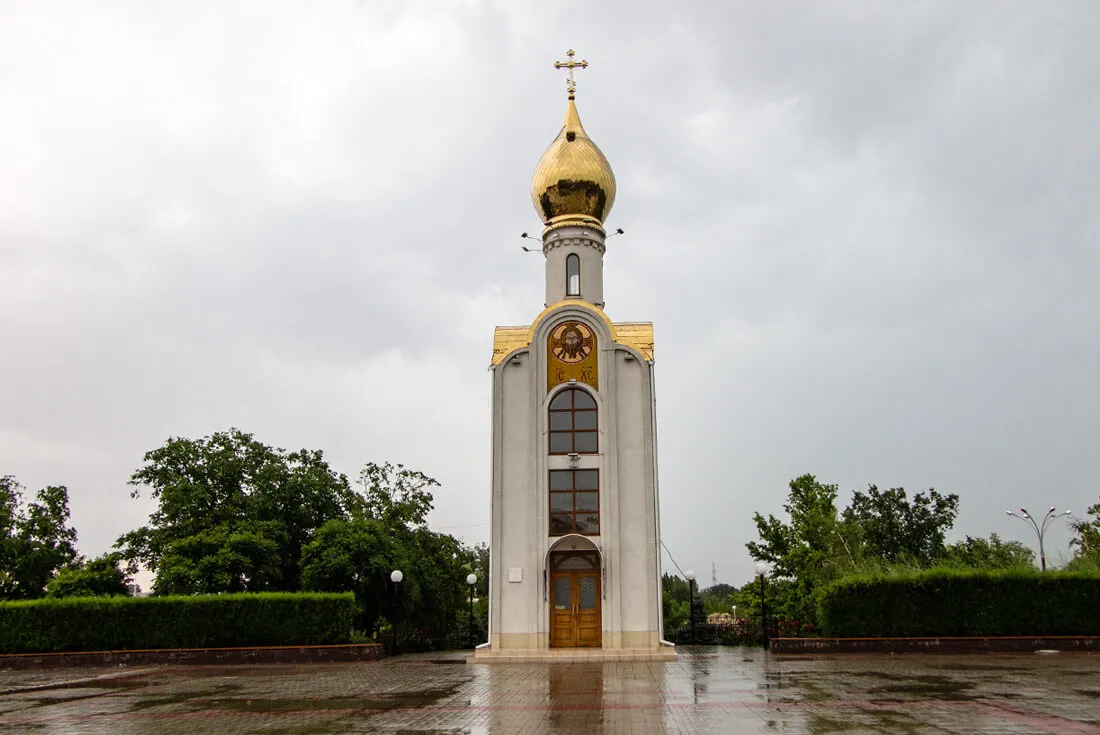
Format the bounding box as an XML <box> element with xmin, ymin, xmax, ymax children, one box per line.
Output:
<box><xmin>1</xmin><ymin>647</ymin><xmax>1097</xmax><ymax>733</ymax></box>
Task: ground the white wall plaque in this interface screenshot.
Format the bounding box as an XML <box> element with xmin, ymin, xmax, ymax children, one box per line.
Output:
<box><xmin>508</xmin><ymin>567</ymin><xmax>522</xmax><ymax>583</ymax></box>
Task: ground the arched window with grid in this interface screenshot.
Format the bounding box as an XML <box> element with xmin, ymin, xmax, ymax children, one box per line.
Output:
<box><xmin>548</xmin><ymin>387</ymin><xmax>598</xmax><ymax>454</ymax></box>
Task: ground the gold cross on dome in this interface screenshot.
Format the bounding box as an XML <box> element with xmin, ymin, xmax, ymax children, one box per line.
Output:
<box><xmin>554</xmin><ymin>49</ymin><xmax>588</xmax><ymax>98</ymax></box>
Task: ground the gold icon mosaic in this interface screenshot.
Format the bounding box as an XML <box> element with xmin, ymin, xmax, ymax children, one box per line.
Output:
<box><xmin>548</xmin><ymin>320</ymin><xmax>598</xmax><ymax>392</ymax></box>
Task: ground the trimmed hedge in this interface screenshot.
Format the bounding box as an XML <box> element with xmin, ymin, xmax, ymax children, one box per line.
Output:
<box><xmin>818</xmin><ymin>569</ymin><xmax>1100</xmax><ymax>637</ymax></box>
<box><xmin>0</xmin><ymin>592</ymin><xmax>355</xmax><ymax>654</ymax></box>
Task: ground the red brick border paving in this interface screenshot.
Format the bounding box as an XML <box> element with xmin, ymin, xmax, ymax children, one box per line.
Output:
<box><xmin>0</xmin><ymin>643</ymin><xmax>383</xmax><ymax>668</ymax></box>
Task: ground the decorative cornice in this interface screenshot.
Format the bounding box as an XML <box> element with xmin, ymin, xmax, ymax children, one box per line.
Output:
<box><xmin>542</xmin><ymin>216</ymin><xmax>606</xmax><ymax>238</ymax></box>
<box><xmin>542</xmin><ymin>236</ymin><xmax>606</xmax><ymax>256</ymax></box>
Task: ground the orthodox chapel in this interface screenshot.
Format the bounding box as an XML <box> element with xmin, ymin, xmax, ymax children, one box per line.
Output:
<box><xmin>477</xmin><ymin>52</ymin><xmax>670</xmax><ymax>658</ymax></box>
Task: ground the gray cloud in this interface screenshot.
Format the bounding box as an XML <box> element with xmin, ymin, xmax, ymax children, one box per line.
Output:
<box><xmin>1</xmin><ymin>1</ymin><xmax>1097</xmax><ymax>587</ymax></box>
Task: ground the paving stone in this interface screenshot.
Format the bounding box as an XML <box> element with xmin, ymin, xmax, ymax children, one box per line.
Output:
<box><xmin>0</xmin><ymin>646</ymin><xmax>1097</xmax><ymax>733</ymax></box>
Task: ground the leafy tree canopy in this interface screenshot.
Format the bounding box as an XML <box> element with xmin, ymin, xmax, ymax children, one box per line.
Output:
<box><xmin>1069</xmin><ymin>501</ymin><xmax>1100</xmax><ymax>571</ymax></box>
<box><xmin>46</xmin><ymin>553</ymin><xmax>132</xmax><ymax>598</ymax></box>
<box><xmin>701</xmin><ymin>583</ymin><xmax>737</xmax><ymax>602</ymax></box>
<box><xmin>357</xmin><ymin>462</ymin><xmax>438</xmax><ymax>528</ymax></box>
<box><xmin>744</xmin><ymin>474</ymin><xmax>965</xmax><ymax>625</ymax></box>
<box><xmin>842</xmin><ymin>485</ymin><xmax>959</xmax><ymax>565</ymax></box>
<box><xmin>300</xmin><ymin>517</ymin><xmax>396</xmax><ymax>632</ymax></box>
<box><xmin>116</xmin><ymin>429</ymin><xmax>359</xmax><ymax>595</ymax></box>
<box><xmin>464</xmin><ymin>542</ymin><xmax>489</xmax><ymax>598</ymax></box>
<box><xmin>114</xmin><ymin>429</ymin><xmax>483</xmax><ymax>640</ymax></box>
<box><xmin>942</xmin><ymin>533</ymin><xmax>1034</xmax><ymax>570</ymax></box>
<box><xmin>1</xmin><ymin>476</ymin><xmax>78</xmax><ymax>600</ymax></box>
<box><xmin>300</xmin><ymin>518</ymin><xmax>470</xmax><ymax>633</ymax></box>
<box><xmin>746</xmin><ymin>474</ymin><xmax>850</xmax><ymax>583</ymax></box>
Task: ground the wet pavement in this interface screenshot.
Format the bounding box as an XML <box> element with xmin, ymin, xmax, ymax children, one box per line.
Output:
<box><xmin>0</xmin><ymin>646</ymin><xmax>1097</xmax><ymax>733</ymax></box>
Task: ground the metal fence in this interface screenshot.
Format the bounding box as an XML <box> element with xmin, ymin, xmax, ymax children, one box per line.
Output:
<box><xmin>385</xmin><ymin>612</ymin><xmax>488</xmax><ymax>654</ymax></box>
<box><xmin>664</xmin><ymin>617</ymin><xmax>783</xmax><ymax>646</ymax></box>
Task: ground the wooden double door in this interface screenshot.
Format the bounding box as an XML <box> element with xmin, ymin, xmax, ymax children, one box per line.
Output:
<box><xmin>549</xmin><ymin>552</ymin><xmax>601</xmax><ymax>648</ymax></box>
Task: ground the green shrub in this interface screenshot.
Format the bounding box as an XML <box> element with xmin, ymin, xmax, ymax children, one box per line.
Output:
<box><xmin>818</xmin><ymin>568</ymin><xmax>1100</xmax><ymax>637</ymax></box>
<box><xmin>0</xmin><ymin>592</ymin><xmax>355</xmax><ymax>653</ymax></box>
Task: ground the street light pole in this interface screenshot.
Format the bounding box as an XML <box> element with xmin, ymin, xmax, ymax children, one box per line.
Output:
<box><xmin>1006</xmin><ymin>507</ymin><xmax>1072</xmax><ymax>571</ymax></box>
<box><xmin>390</xmin><ymin>569</ymin><xmax>403</xmax><ymax>654</ymax></box>
<box><xmin>466</xmin><ymin>573</ymin><xmax>478</xmax><ymax>649</ymax></box>
<box><xmin>755</xmin><ymin>561</ymin><xmax>770</xmax><ymax>650</ymax></box>
<box><xmin>685</xmin><ymin>570</ymin><xmax>696</xmax><ymax>645</ymax></box>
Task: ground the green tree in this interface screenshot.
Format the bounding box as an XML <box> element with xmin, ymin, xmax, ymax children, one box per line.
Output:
<box><xmin>117</xmin><ymin>430</ymin><xmax>358</xmax><ymax>595</ymax></box>
<box><xmin>1068</xmin><ymin>502</ymin><xmax>1100</xmax><ymax>570</ymax></box>
<box><xmin>358</xmin><ymin>462</ymin><xmax>438</xmax><ymax>528</ymax></box>
<box><xmin>842</xmin><ymin>485</ymin><xmax>960</xmax><ymax>565</ymax></box>
<box><xmin>745</xmin><ymin>475</ymin><xmax>855</xmax><ymax>624</ymax></box>
<box><xmin>300</xmin><ymin>463</ymin><xmax>469</xmax><ymax>639</ymax></box>
<box><xmin>0</xmin><ymin>476</ymin><xmax>79</xmax><ymax>600</ymax></box>
<box><xmin>729</xmin><ymin>580</ymin><xmax>762</xmax><ymax>621</ymax></box>
<box><xmin>464</xmin><ymin>542</ymin><xmax>489</xmax><ymax>597</ymax></box>
<box><xmin>661</xmin><ymin>573</ymin><xmax>685</xmax><ymax>629</ymax></box>
<box><xmin>942</xmin><ymin>533</ymin><xmax>1034</xmax><ymax>570</ymax></box>
<box><xmin>746</xmin><ymin>475</ymin><xmax>851</xmax><ymax>581</ymax></box>
<box><xmin>700</xmin><ymin>583</ymin><xmax>737</xmax><ymax>615</ymax></box>
<box><xmin>300</xmin><ymin>518</ymin><xmax>397</xmax><ymax>632</ymax></box>
<box><xmin>664</xmin><ymin>598</ymin><xmax>690</xmax><ymax>631</ymax></box>
<box><xmin>729</xmin><ymin>576</ymin><xmax>808</xmax><ymax>625</ymax></box>
<box><xmin>662</xmin><ymin>573</ymin><xmax>709</xmax><ymax>630</ymax></box>
<box><xmin>300</xmin><ymin>521</ymin><xmax>470</xmax><ymax>636</ymax></box>
<box><xmin>397</xmin><ymin>526</ymin><xmax>467</xmax><ymax>631</ymax></box>
<box><xmin>744</xmin><ymin>475</ymin><xmax>964</xmax><ymax>624</ymax></box>
<box><xmin>46</xmin><ymin>553</ymin><xmax>132</xmax><ymax>597</ymax></box>
<box><xmin>151</xmin><ymin>523</ymin><xmax>283</xmax><ymax>594</ymax></box>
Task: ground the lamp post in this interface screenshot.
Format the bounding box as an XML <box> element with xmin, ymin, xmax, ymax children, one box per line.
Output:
<box><xmin>390</xmin><ymin>569</ymin><xmax>403</xmax><ymax>654</ymax></box>
<box><xmin>755</xmin><ymin>561</ymin><xmax>770</xmax><ymax>650</ymax></box>
<box><xmin>466</xmin><ymin>573</ymin><xmax>478</xmax><ymax>648</ymax></box>
<box><xmin>685</xmin><ymin>570</ymin><xmax>696</xmax><ymax>645</ymax></box>
<box><xmin>1006</xmin><ymin>507</ymin><xmax>1072</xmax><ymax>571</ymax></box>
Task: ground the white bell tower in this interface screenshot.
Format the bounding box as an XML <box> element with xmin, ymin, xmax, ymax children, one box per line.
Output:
<box><xmin>476</xmin><ymin>50</ymin><xmax>671</xmax><ymax>660</ymax></box>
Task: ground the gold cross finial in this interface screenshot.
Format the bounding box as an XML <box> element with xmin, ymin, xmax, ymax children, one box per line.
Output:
<box><xmin>554</xmin><ymin>49</ymin><xmax>588</xmax><ymax>99</ymax></box>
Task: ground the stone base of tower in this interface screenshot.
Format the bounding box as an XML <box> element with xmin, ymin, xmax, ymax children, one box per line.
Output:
<box><xmin>469</xmin><ymin>632</ymin><xmax>677</xmax><ymax>663</ymax></box>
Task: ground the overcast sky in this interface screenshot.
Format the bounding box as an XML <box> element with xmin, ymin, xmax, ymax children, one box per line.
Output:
<box><xmin>2</xmin><ymin>1</ymin><xmax>1097</xmax><ymax>589</ymax></box>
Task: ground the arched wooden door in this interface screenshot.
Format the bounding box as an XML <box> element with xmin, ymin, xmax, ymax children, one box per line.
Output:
<box><xmin>549</xmin><ymin>551</ymin><xmax>601</xmax><ymax>648</ymax></box>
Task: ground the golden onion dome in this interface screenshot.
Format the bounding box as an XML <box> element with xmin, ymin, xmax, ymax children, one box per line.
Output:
<box><xmin>531</xmin><ymin>96</ymin><xmax>616</xmax><ymax>230</ymax></box>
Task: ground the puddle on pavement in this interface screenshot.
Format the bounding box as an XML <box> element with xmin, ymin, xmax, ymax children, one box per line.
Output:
<box><xmin>780</xmin><ymin>676</ymin><xmax>831</xmax><ymax>702</ymax></box>
<box><xmin>243</xmin><ymin>719</ymin><xmax>483</xmax><ymax>735</ymax></box>
<box><xmin>865</xmin><ymin>681</ymin><xmax>976</xmax><ymax>701</ymax></box>
<box><xmin>845</xmin><ymin>671</ymin><xmax>978</xmax><ymax>701</ymax></box>
<box><xmin>809</xmin><ymin>709</ymin><xmax>924</xmax><ymax>734</ymax></box>
<box><xmin>122</xmin><ymin>683</ymin><xmax>466</xmax><ymax>715</ymax></box>
<box><xmin>0</xmin><ymin>673</ymin><xmax>153</xmax><ymax>697</ymax></box>
<box><xmin>935</xmin><ymin>663</ymin><xmax>1012</xmax><ymax>672</ymax></box>
<box><xmin>123</xmin><ymin>681</ymin><xmax>245</xmax><ymax>712</ymax></box>
<box><xmin>126</xmin><ymin>692</ymin><xmax>207</xmax><ymax>711</ymax></box>
<box><xmin>806</xmin><ymin>713</ymin><xmax>861</xmax><ymax>732</ymax></box>
<box><xmin>16</xmin><ymin>686</ymin><xmax>137</xmax><ymax>711</ymax></box>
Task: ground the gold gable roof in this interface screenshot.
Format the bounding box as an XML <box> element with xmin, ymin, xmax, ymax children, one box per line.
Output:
<box><xmin>611</xmin><ymin>322</ymin><xmax>655</xmax><ymax>361</ymax></box>
<box><xmin>491</xmin><ymin>321</ymin><xmax>654</xmax><ymax>366</ymax></box>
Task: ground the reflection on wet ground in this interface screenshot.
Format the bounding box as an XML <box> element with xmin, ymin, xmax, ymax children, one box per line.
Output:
<box><xmin>0</xmin><ymin>647</ymin><xmax>1097</xmax><ymax>733</ymax></box>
